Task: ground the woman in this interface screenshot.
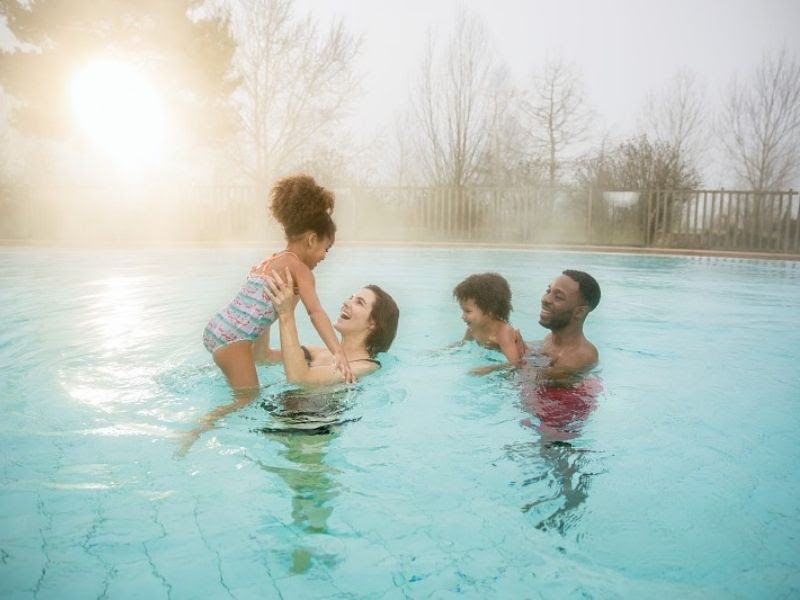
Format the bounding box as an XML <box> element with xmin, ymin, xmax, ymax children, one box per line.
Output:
<box><xmin>177</xmin><ymin>268</ymin><xmax>398</xmax><ymax>456</ymax></box>
<box><xmin>261</xmin><ymin>267</ymin><xmax>399</xmax><ymax>385</ymax></box>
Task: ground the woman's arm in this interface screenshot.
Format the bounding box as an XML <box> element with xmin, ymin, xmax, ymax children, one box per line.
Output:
<box><xmin>252</xmin><ymin>327</ymin><xmax>282</xmax><ymax>364</ymax></box>
<box><xmin>267</xmin><ymin>268</ymin><xmax>370</xmax><ymax>386</ymax></box>
<box><xmin>291</xmin><ymin>263</ymin><xmax>355</xmax><ymax>383</ymax></box>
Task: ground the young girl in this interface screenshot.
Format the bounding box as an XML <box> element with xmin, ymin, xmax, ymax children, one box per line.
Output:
<box><xmin>203</xmin><ymin>175</ymin><xmax>354</xmax><ymax>389</ymax></box>
<box><xmin>453</xmin><ymin>272</ymin><xmax>527</xmax><ymax>375</ymax></box>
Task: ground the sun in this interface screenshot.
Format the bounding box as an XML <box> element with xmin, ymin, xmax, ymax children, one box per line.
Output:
<box><xmin>70</xmin><ymin>59</ymin><xmax>167</xmax><ymax>170</ymax></box>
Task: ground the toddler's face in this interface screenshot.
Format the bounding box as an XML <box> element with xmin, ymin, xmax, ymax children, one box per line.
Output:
<box><xmin>459</xmin><ymin>298</ymin><xmax>489</xmax><ymax>329</ymax></box>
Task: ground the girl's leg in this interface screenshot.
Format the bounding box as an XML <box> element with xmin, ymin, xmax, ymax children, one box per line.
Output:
<box><xmin>178</xmin><ymin>342</ymin><xmax>259</xmax><ymax>457</ymax></box>
<box><xmin>212</xmin><ymin>340</ymin><xmax>259</xmax><ymax>390</ymax></box>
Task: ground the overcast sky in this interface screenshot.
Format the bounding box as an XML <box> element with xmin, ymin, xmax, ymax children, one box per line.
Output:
<box><xmin>2</xmin><ymin>0</ymin><xmax>798</xmax><ymax>135</ymax></box>
<box><xmin>2</xmin><ymin>0</ymin><xmax>799</xmax><ymax>185</ymax></box>
<box><xmin>296</xmin><ymin>0</ymin><xmax>800</xmax><ymax>140</ymax></box>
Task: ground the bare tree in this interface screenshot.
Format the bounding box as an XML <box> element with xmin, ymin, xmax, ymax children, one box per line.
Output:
<box><xmin>721</xmin><ymin>47</ymin><xmax>800</xmax><ymax>191</ymax></box>
<box><xmin>229</xmin><ymin>0</ymin><xmax>361</xmax><ymax>190</ymax></box>
<box><xmin>520</xmin><ymin>57</ymin><xmax>593</xmax><ymax>188</ymax></box>
<box><xmin>640</xmin><ymin>68</ymin><xmax>707</xmax><ymax>173</ymax></box>
<box><xmin>409</xmin><ymin>10</ymin><xmax>499</xmax><ymax>188</ymax></box>
<box><xmin>475</xmin><ymin>66</ymin><xmax>532</xmax><ymax>186</ymax></box>
<box><xmin>386</xmin><ymin>111</ymin><xmax>418</xmax><ymax>186</ymax></box>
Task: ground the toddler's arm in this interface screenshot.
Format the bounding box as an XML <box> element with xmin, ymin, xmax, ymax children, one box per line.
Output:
<box><xmin>497</xmin><ymin>324</ymin><xmax>525</xmax><ymax>366</ymax></box>
<box><xmin>469</xmin><ymin>325</ymin><xmax>526</xmax><ymax>376</ymax></box>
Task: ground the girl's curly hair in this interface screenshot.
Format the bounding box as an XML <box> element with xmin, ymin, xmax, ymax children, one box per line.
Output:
<box><xmin>270</xmin><ymin>174</ymin><xmax>336</xmax><ymax>240</ymax></box>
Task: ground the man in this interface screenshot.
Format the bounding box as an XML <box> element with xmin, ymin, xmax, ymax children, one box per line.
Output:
<box><xmin>536</xmin><ymin>269</ymin><xmax>600</xmax><ymax>381</ymax></box>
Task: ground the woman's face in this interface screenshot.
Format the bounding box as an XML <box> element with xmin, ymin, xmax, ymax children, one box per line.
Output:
<box><xmin>334</xmin><ymin>287</ymin><xmax>377</xmax><ymax>334</ymax></box>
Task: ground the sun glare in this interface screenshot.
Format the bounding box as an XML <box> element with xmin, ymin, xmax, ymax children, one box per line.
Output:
<box><xmin>70</xmin><ymin>59</ymin><xmax>167</xmax><ymax>170</ymax></box>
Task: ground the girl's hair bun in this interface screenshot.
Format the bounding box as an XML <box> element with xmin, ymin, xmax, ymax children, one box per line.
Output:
<box><xmin>270</xmin><ymin>174</ymin><xmax>336</xmax><ymax>239</ymax></box>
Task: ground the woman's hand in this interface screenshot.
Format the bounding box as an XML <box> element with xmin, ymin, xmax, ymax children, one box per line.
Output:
<box><xmin>332</xmin><ymin>349</ymin><xmax>355</xmax><ymax>384</ymax></box>
<box><xmin>266</xmin><ymin>267</ymin><xmax>300</xmax><ymax>315</ymax></box>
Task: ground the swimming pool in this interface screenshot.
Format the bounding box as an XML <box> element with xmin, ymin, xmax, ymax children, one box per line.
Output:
<box><xmin>1</xmin><ymin>245</ymin><xmax>798</xmax><ymax>598</ymax></box>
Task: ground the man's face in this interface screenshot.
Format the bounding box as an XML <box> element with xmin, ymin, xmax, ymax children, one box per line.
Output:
<box><xmin>539</xmin><ymin>274</ymin><xmax>585</xmax><ymax>331</ymax></box>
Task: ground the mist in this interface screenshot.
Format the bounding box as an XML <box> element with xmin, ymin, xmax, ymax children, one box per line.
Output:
<box><xmin>1</xmin><ymin>0</ymin><xmax>799</xmax><ymax>251</ymax></box>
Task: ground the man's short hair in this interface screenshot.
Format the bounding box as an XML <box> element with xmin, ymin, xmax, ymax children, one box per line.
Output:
<box><xmin>453</xmin><ymin>272</ymin><xmax>512</xmax><ymax>321</ymax></box>
<box><xmin>563</xmin><ymin>269</ymin><xmax>601</xmax><ymax>311</ymax></box>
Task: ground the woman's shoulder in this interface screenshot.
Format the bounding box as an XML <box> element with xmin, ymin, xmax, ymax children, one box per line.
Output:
<box><xmin>304</xmin><ymin>348</ymin><xmax>380</xmax><ymax>379</ymax></box>
<box><xmin>351</xmin><ymin>357</ymin><xmax>381</xmax><ymax>376</ymax></box>
<box><xmin>302</xmin><ymin>345</ymin><xmax>327</xmax><ymax>363</ymax></box>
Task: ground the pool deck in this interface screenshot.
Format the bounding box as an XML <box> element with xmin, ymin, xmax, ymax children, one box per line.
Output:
<box><xmin>2</xmin><ymin>238</ymin><xmax>799</xmax><ymax>261</ymax></box>
<box><xmin>337</xmin><ymin>241</ymin><xmax>800</xmax><ymax>261</ymax></box>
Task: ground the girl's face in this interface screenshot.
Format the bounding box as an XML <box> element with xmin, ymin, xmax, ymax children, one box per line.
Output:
<box><xmin>304</xmin><ymin>234</ymin><xmax>333</xmax><ymax>270</ymax></box>
<box><xmin>335</xmin><ymin>287</ymin><xmax>377</xmax><ymax>335</ymax></box>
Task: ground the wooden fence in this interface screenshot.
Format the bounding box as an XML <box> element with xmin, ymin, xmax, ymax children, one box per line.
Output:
<box><xmin>1</xmin><ymin>184</ymin><xmax>798</xmax><ymax>254</ymax></box>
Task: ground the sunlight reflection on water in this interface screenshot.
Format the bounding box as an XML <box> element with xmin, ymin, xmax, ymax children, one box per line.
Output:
<box><xmin>1</xmin><ymin>246</ymin><xmax>799</xmax><ymax>598</ymax></box>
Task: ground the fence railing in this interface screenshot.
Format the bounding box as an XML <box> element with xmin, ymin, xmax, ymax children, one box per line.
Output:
<box><xmin>1</xmin><ymin>184</ymin><xmax>798</xmax><ymax>254</ymax></box>
<box><xmin>644</xmin><ymin>189</ymin><xmax>800</xmax><ymax>253</ymax></box>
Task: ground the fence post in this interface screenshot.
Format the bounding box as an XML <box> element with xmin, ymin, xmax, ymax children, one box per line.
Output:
<box><xmin>586</xmin><ymin>187</ymin><xmax>593</xmax><ymax>245</ymax></box>
<box><xmin>792</xmin><ymin>190</ymin><xmax>799</xmax><ymax>253</ymax></box>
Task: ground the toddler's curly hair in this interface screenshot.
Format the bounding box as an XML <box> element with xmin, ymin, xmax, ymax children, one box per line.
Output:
<box><xmin>453</xmin><ymin>272</ymin><xmax>513</xmax><ymax>322</ymax></box>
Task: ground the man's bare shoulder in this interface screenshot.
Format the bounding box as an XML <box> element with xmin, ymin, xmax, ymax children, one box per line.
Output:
<box><xmin>565</xmin><ymin>339</ymin><xmax>598</xmax><ymax>370</ymax></box>
<box><xmin>547</xmin><ymin>337</ymin><xmax>596</xmax><ymax>370</ymax></box>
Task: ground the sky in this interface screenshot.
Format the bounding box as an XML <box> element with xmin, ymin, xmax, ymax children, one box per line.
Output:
<box><xmin>2</xmin><ymin>0</ymin><xmax>799</xmax><ymax>185</ymax></box>
<box><xmin>3</xmin><ymin>0</ymin><xmax>799</xmax><ymax>136</ymax></box>
<box><xmin>296</xmin><ymin>0</ymin><xmax>800</xmax><ymax>140</ymax></box>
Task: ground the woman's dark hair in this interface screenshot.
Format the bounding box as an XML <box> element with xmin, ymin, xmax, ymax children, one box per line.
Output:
<box><xmin>563</xmin><ymin>269</ymin><xmax>601</xmax><ymax>310</ymax></box>
<box><xmin>269</xmin><ymin>174</ymin><xmax>336</xmax><ymax>241</ymax></box>
<box><xmin>364</xmin><ymin>284</ymin><xmax>399</xmax><ymax>357</ymax></box>
<box><xmin>453</xmin><ymin>272</ymin><xmax>512</xmax><ymax>322</ymax></box>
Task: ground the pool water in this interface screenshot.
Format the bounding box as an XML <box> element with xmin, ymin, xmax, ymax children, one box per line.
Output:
<box><xmin>1</xmin><ymin>246</ymin><xmax>799</xmax><ymax>598</ymax></box>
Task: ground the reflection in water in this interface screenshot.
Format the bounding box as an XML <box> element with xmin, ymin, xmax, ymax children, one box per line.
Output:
<box><xmin>520</xmin><ymin>441</ymin><xmax>596</xmax><ymax>534</ymax></box>
<box><xmin>511</xmin><ymin>374</ymin><xmax>603</xmax><ymax>535</ymax></box>
<box><xmin>251</xmin><ymin>387</ymin><xmax>355</xmax><ymax>574</ymax></box>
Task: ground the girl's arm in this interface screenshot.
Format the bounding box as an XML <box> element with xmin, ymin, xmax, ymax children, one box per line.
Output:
<box><xmin>267</xmin><ymin>268</ymin><xmax>372</xmax><ymax>385</ymax></box>
<box><xmin>290</xmin><ymin>262</ymin><xmax>355</xmax><ymax>384</ymax></box>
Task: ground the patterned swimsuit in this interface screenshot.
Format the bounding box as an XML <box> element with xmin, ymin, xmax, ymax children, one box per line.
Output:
<box><xmin>202</xmin><ymin>253</ymin><xmax>287</xmax><ymax>353</ymax></box>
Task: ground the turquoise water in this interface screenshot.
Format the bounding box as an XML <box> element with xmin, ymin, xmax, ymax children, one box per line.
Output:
<box><xmin>1</xmin><ymin>246</ymin><xmax>799</xmax><ymax>598</ymax></box>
